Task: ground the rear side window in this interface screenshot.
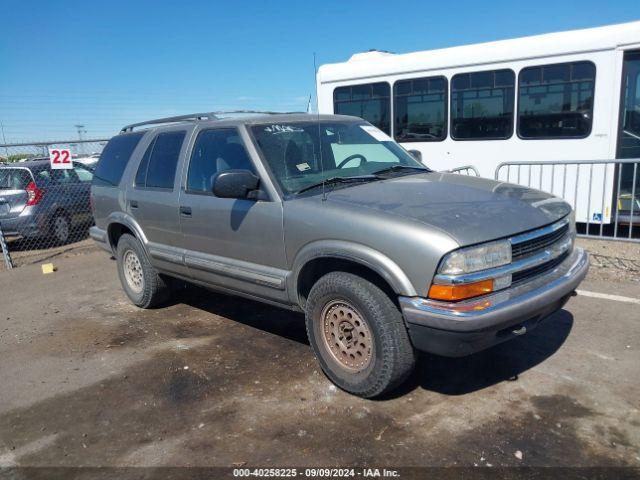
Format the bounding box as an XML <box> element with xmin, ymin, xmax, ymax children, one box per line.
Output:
<box><xmin>187</xmin><ymin>128</ymin><xmax>253</xmax><ymax>194</ymax></box>
<box><xmin>135</xmin><ymin>139</ymin><xmax>155</xmax><ymax>187</ymax></box>
<box><xmin>451</xmin><ymin>69</ymin><xmax>515</xmax><ymax>140</ymax></box>
<box><xmin>0</xmin><ymin>169</ymin><xmax>32</xmax><ymax>190</ymax></box>
<box><xmin>136</xmin><ymin>131</ymin><xmax>186</xmax><ymax>190</ymax></box>
<box><xmin>334</xmin><ymin>82</ymin><xmax>391</xmax><ymax>134</ymax></box>
<box><xmin>518</xmin><ymin>61</ymin><xmax>596</xmax><ymax>139</ymax></box>
<box><xmin>93</xmin><ymin>132</ymin><xmax>144</xmax><ymax>187</ymax></box>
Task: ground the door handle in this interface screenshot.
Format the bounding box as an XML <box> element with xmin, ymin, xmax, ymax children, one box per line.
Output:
<box><xmin>130</xmin><ymin>200</ymin><xmax>138</xmax><ymax>209</ymax></box>
<box><xmin>180</xmin><ymin>206</ymin><xmax>192</xmax><ymax>216</ymax></box>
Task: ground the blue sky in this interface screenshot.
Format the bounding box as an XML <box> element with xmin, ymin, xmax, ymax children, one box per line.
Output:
<box><xmin>0</xmin><ymin>0</ymin><xmax>638</xmax><ymax>142</ymax></box>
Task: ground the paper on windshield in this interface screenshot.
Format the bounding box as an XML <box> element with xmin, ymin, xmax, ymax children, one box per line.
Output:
<box><xmin>360</xmin><ymin>125</ymin><xmax>392</xmax><ymax>142</ymax></box>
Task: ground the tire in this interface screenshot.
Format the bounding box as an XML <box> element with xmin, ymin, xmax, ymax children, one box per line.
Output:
<box><xmin>50</xmin><ymin>211</ymin><xmax>71</xmax><ymax>245</ymax></box>
<box><xmin>116</xmin><ymin>233</ymin><xmax>170</xmax><ymax>308</ymax></box>
<box><xmin>305</xmin><ymin>272</ymin><xmax>416</xmax><ymax>398</ymax></box>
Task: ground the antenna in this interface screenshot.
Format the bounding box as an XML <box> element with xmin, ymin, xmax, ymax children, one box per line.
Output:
<box><xmin>313</xmin><ymin>52</ymin><xmax>326</xmax><ymax>202</ymax></box>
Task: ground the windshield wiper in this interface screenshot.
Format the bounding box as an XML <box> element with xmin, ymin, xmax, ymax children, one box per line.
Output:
<box><xmin>372</xmin><ymin>165</ymin><xmax>430</xmax><ymax>176</ymax></box>
<box><xmin>296</xmin><ymin>175</ymin><xmax>380</xmax><ymax>195</ymax></box>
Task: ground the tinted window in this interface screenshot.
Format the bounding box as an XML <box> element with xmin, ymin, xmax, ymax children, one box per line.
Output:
<box><xmin>334</xmin><ymin>82</ymin><xmax>391</xmax><ymax>134</ymax></box>
<box><xmin>394</xmin><ymin>76</ymin><xmax>447</xmax><ymax>142</ymax></box>
<box><xmin>135</xmin><ymin>139</ymin><xmax>155</xmax><ymax>187</ymax></box>
<box><xmin>451</xmin><ymin>69</ymin><xmax>515</xmax><ymax>140</ymax></box>
<box><xmin>187</xmin><ymin>129</ymin><xmax>253</xmax><ymax>194</ymax></box>
<box><xmin>518</xmin><ymin>62</ymin><xmax>596</xmax><ymax>139</ymax></box>
<box><xmin>143</xmin><ymin>131</ymin><xmax>186</xmax><ymax>190</ymax></box>
<box><xmin>93</xmin><ymin>132</ymin><xmax>144</xmax><ymax>187</ymax></box>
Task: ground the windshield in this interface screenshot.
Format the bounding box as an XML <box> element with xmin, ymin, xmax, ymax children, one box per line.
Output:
<box><xmin>250</xmin><ymin>121</ymin><xmax>428</xmax><ymax>195</ymax></box>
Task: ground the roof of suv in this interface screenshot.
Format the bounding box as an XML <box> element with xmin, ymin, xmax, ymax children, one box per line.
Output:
<box><xmin>120</xmin><ymin>112</ymin><xmax>362</xmax><ymax>134</ymax></box>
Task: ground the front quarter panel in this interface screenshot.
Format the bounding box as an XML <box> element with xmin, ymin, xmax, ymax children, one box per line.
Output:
<box><xmin>285</xmin><ymin>197</ymin><xmax>459</xmax><ymax>302</ymax></box>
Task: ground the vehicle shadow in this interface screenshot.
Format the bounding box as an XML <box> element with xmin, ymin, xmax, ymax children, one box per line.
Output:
<box><xmin>175</xmin><ymin>285</ymin><xmax>573</xmax><ymax>398</ymax></box>
<box><xmin>396</xmin><ymin>309</ymin><xmax>574</xmax><ymax>398</ymax></box>
<box><xmin>175</xmin><ymin>285</ymin><xmax>310</xmax><ymax>345</ymax></box>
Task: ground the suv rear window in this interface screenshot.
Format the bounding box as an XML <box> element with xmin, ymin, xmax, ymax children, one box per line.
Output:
<box><xmin>93</xmin><ymin>132</ymin><xmax>144</xmax><ymax>187</ymax></box>
<box><xmin>0</xmin><ymin>168</ymin><xmax>32</xmax><ymax>190</ymax></box>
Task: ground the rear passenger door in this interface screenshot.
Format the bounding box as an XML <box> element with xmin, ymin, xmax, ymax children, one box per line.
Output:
<box><xmin>178</xmin><ymin>127</ymin><xmax>288</xmax><ymax>302</ymax></box>
<box><xmin>127</xmin><ymin>129</ymin><xmax>189</xmax><ymax>276</ymax></box>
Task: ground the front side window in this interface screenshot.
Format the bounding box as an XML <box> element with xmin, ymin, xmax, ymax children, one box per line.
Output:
<box><xmin>394</xmin><ymin>76</ymin><xmax>447</xmax><ymax>142</ymax></box>
<box><xmin>518</xmin><ymin>61</ymin><xmax>596</xmax><ymax>139</ymax></box>
<box><xmin>137</xmin><ymin>131</ymin><xmax>186</xmax><ymax>190</ymax></box>
<box><xmin>251</xmin><ymin>121</ymin><xmax>426</xmax><ymax>196</ymax></box>
<box><xmin>93</xmin><ymin>132</ymin><xmax>144</xmax><ymax>187</ymax></box>
<box><xmin>333</xmin><ymin>82</ymin><xmax>391</xmax><ymax>134</ymax></box>
<box><xmin>451</xmin><ymin>69</ymin><xmax>515</xmax><ymax>140</ymax></box>
<box><xmin>187</xmin><ymin>128</ymin><xmax>253</xmax><ymax>194</ymax></box>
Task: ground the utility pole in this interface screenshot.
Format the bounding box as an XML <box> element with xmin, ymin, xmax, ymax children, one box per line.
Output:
<box><xmin>0</xmin><ymin>120</ymin><xmax>9</xmax><ymax>161</ymax></box>
<box><xmin>75</xmin><ymin>124</ymin><xmax>86</xmax><ymax>155</ymax></box>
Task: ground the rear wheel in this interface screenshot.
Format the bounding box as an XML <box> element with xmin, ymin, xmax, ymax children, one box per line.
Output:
<box><xmin>51</xmin><ymin>212</ymin><xmax>71</xmax><ymax>244</ymax></box>
<box><xmin>116</xmin><ymin>234</ymin><xmax>169</xmax><ymax>308</ymax></box>
<box><xmin>305</xmin><ymin>272</ymin><xmax>416</xmax><ymax>398</ymax></box>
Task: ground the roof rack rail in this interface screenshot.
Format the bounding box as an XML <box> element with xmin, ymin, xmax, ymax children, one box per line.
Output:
<box><xmin>210</xmin><ymin>110</ymin><xmax>305</xmax><ymax>116</ymax></box>
<box><xmin>120</xmin><ymin>110</ymin><xmax>306</xmax><ymax>133</ymax></box>
<box><xmin>120</xmin><ymin>112</ymin><xmax>219</xmax><ymax>133</ymax></box>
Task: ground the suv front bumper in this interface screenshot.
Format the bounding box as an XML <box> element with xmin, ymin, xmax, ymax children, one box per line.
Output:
<box><xmin>399</xmin><ymin>247</ymin><xmax>589</xmax><ymax>357</ymax></box>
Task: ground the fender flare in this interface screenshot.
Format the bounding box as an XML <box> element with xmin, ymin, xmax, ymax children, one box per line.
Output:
<box><xmin>289</xmin><ymin>240</ymin><xmax>417</xmax><ymax>304</ymax></box>
<box><xmin>105</xmin><ymin>212</ymin><xmax>149</xmax><ymax>254</ymax></box>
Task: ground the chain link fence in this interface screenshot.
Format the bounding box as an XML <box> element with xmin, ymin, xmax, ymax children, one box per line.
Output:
<box><xmin>0</xmin><ymin>139</ymin><xmax>108</xmax><ymax>271</ymax></box>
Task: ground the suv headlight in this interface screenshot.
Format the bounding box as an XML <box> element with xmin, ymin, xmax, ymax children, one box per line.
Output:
<box><xmin>439</xmin><ymin>240</ymin><xmax>511</xmax><ymax>275</ymax></box>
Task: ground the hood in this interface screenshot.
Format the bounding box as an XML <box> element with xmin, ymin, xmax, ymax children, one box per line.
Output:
<box><xmin>325</xmin><ymin>172</ymin><xmax>571</xmax><ymax>246</ymax></box>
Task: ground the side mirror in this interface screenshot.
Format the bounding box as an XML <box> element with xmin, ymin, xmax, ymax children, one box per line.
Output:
<box><xmin>408</xmin><ymin>149</ymin><xmax>422</xmax><ymax>162</ymax></box>
<box><xmin>212</xmin><ymin>169</ymin><xmax>260</xmax><ymax>199</ymax></box>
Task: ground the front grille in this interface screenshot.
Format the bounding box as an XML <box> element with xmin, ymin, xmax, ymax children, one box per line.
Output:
<box><xmin>511</xmin><ymin>223</ymin><xmax>569</xmax><ymax>260</ymax></box>
<box><xmin>512</xmin><ymin>251</ymin><xmax>569</xmax><ymax>284</ymax></box>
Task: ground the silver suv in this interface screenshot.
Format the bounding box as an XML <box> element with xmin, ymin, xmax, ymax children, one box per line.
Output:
<box><xmin>90</xmin><ymin>112</ymin><xmax>589</xmax><ymax>398</ymax></box>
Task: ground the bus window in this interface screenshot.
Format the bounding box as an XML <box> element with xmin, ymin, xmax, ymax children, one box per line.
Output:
<box><xmin>394</xmin><ymin>76</ymin><xmax>447</xmax><ymax>142</ymax></box>
<box><xmin>333</xmin><ymin>82</ymin><xmax>391</xmax><ymax>134</ymax></box>
<box><xmin>451</xmin><ymin>69</ymin><xmax>515</xmax><ymax>140</ymax></box>
<box><xmin>518</xmin><ymin>61</ymin><xmax>596</xmax><ymax>139</ymax></box>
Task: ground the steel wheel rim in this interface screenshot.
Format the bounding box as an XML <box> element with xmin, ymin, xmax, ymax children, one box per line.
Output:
<box><xmin>54</xmin><ymin>216</ymin><xmax>69</xmax><ymax>242</ymax></box>
<box><xmin>123</xmin><ymin>250</ymin><xmax>144</xmax><ymax>294</ymax></box>
<box><xmin>320</xmin><ymin>300</ymin><xmax>373</xmax><ymax>372</ymax></box>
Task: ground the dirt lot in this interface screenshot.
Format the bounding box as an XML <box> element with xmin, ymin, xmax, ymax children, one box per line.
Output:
<box><xmin>0</xmin><ymin>244</ymin><xmax>639</xmax><ymax>472</ymax></box>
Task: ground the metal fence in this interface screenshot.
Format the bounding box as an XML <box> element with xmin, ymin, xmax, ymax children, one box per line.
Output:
<box><xmin>495</xmin><ymin>159</ymin><xmax>640</xmax><ymax>243</ymax></box>
<box><xmin>0</xmin><ymin>139</ymin><xmax>108</xmax><ymax>271</ymax></box>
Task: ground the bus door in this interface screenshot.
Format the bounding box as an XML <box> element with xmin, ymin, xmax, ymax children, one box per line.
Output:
<box><xmin>616</xmin><ymin>50</ymin><xmax>640</xmax><ymax>225</ymax></box>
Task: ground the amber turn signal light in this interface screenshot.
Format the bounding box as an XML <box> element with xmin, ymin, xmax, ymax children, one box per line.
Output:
<box><xmin>428</xmin><ymin>279</ymin><xmax>494</xmax><ymax>301</ymax></box>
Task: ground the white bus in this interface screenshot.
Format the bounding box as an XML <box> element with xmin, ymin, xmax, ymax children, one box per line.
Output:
<box><xmin>317</xmin><ymin>21</ymin><xmax>640</xmax><ymax>225</ymax></box>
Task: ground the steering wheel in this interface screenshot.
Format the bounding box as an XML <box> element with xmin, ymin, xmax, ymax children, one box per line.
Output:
<box><xmin>337</xmin><ymin>154</ymin><xmax>367</xmax><ymax>169</ymax></box>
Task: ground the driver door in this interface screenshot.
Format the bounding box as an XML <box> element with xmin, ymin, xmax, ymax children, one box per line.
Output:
<box><xmin>178</xmin><ymin>127</ymin><xmax>288</xmax><ymax>302</ymax></box>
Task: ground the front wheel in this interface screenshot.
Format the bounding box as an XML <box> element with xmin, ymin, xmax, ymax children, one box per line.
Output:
<box><xmin>305</xmin><ymin>272</ymin><xmax>416</xmax><ymax>398</ymax></box>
